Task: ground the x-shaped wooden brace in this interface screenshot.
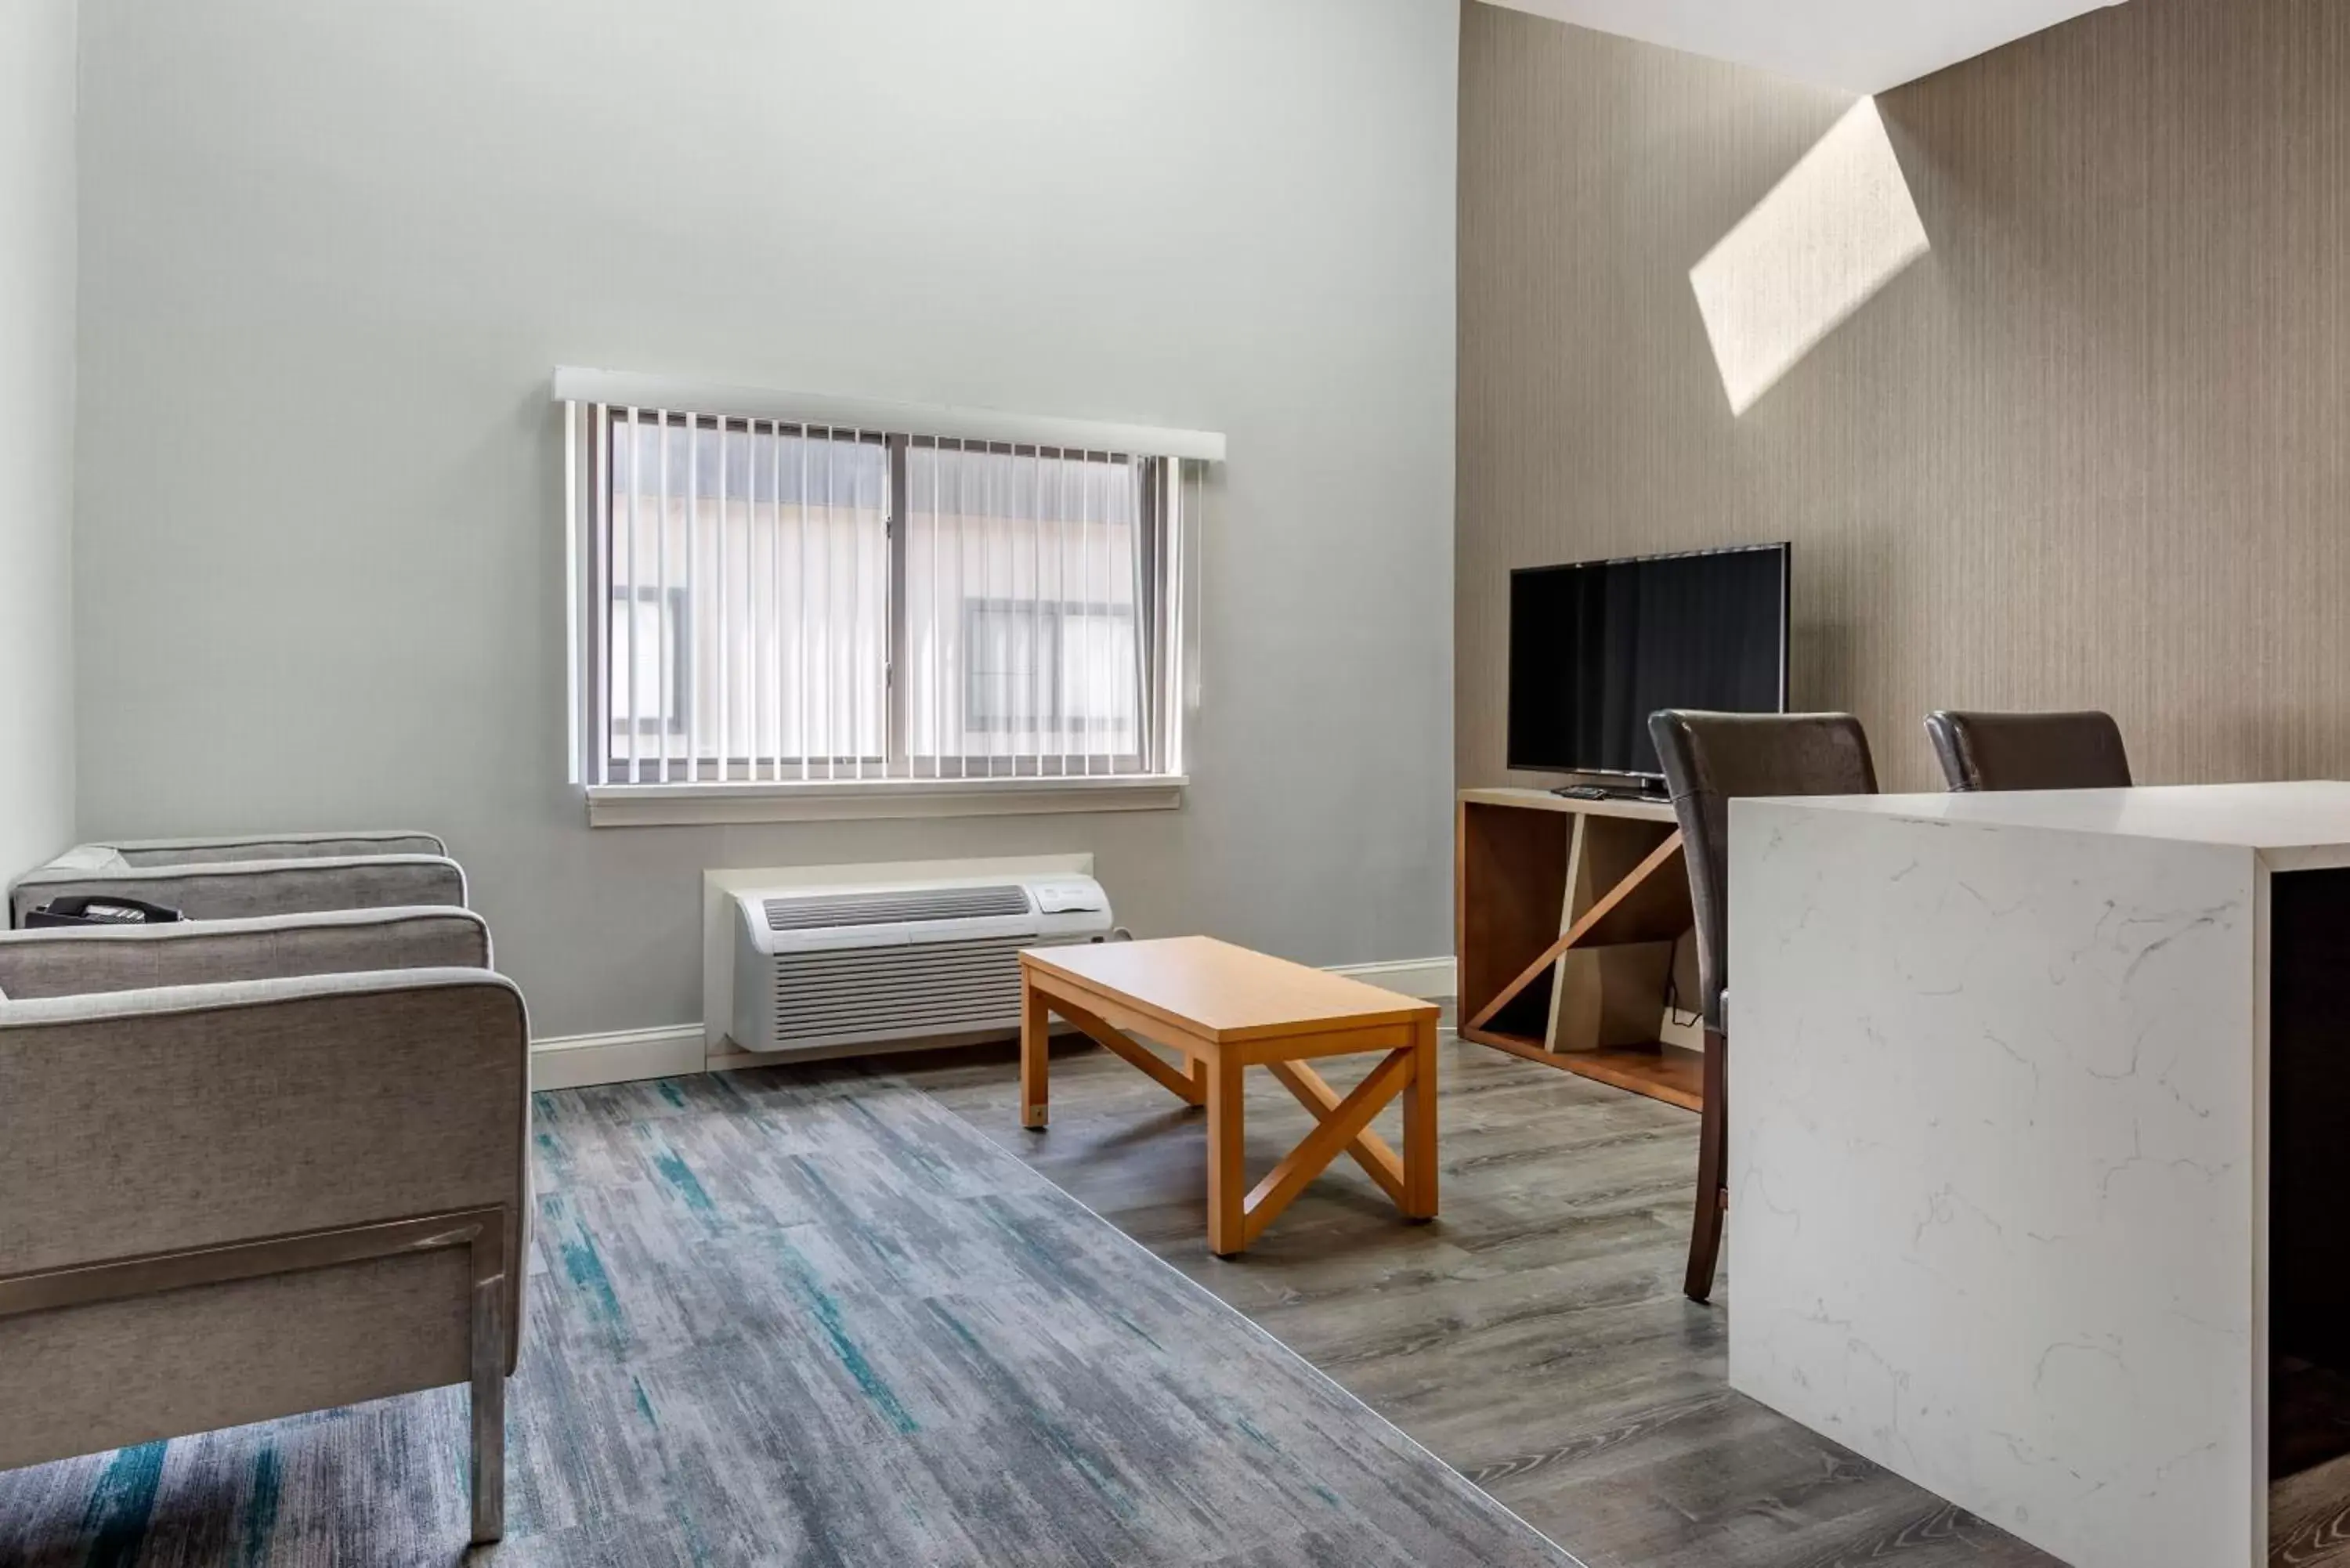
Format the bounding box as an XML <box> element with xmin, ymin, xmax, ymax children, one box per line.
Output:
<box><xmin>1244</xmin><ymin>1052</ymin><xmax>1418</xmax><ymax>1247</ymax></box>
<box><xmin>1032</xmin><ymin>989</ymin><xmax>1434</xmax><ymax>1255</ymax></box>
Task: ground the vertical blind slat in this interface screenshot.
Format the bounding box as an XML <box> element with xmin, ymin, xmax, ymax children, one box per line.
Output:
<box><xmin>1074</xmin><ymin>450</ymin><xmax>1088</xmax><ymax>779</ymax></box>
<box><xmin>1180</xmin><ymin>459</ymin><xmax>1197</xmax><ymax>775</ymax></box>
<box><xmin>767</xmin><ymin>421</ymin><xmax>782</xmax><ymax>782</ymax></box>
<box><xmin>717</xmin><ymin>417</ymin><xmax>731</xmax><ymax>779</ymax></box>
<box><xmin>1105</xmin><ymin>453</ymin><xmax>1115</xmax><ymax>768</ymax></box>
<box><xmin>764</xmin><ymin>420</ymin><xmax>777</xmax><ymax>782</ymax></box>
<box><xmin>982</xmin><ymin>445</ymin><xmax>995</xmax><ymax>778</ymax></box>
<box><xmin>609</xmin><ymin>404</ymin><xmax>622</xmax><ymax>785</ymax></box>
<box><xmin>798</xmin><ymin>424</ymin><xmax>811</xmax><ymax>781</ymax></box>
<box><xmin>592</xmin><ymin>403</ymin><xmax>609</xmax><ymax>787</ymax></box>
<box><xmin>1161</xmin><ymin>457</ymin><xmax>1178</xmax><ymax>775</ymax></box>
<box><xmin>819</xmin><ymin>427</ymin><xmax>833</xmax><ymax>782</ymax></box>
<box><xmin>683</xmin><ymin>413</ymin><xmax>696</xmax><ymax>776</ymax></box>
<box><xmin>930</xmin><ymin>439</ymin><xmax>944</xmax><ymax>777</ymax></box>
<box><xmin>624</xmin><ymin>406</ymin><xmax>639</xmax><ymax>785</ymax></box>
<box><xmin>841</xmin><ymin>428</ymin><xmax>853</xmax><ymax>779</ymax></box>
<box><xmin>997</xmin><ymin>446</ymin><xmax>1012</xmax><ymax>778</ymax></box>
<box><xmin>863</xmin><ymin>428</ymin><xmax>873</xmax><ymax>772</ymax></box>
<box><xmin>1056</xmin><ymin>450</ymin><xmax>1072</xmax><ymax>779</ymax></box>
<box><xmin>749</xmin><ymin>421</ymin><xmax>763</xmax><ymax>782</ymax></box>
<box><xmin>1130</xmin><ymin>458</ymin><xmax>1148</xmax><ymax>774</ymax></box>
<box><xmin>1083</xmin><ymin>450</ymin><xmax>1098</xmax><ymax>776</ymax></box>
<box><xmin>1029</xmin><ymin>447</ymin><xmax>1044</xmax><ymax>780</ymax></box>
<box><xmin>1167</xmin><ymin>457</ymin><xmax>1180</xmax><ymax>776</ymax></box>
<box><xmin>950</xmin><ymin>438</ymin><xmax>964</xmax><ymax>779</ymax></box>
<box><xmin>989</xmin><ymin>443</ymin><xmax>1003</xmax><ymax>776</ymax></box>
<box><xmin>965</xmin><ymin>446</ymin><xmax>976</xmax><ymax>776</ymax></box>
<box><xmin>851</xmin><ymin>428</ymin><xmax>865</xmax><ymax>781</ymax></box>
<box><xmin>657</xmin><ymin>410</ymin><xmax>674</xmax><ymax>784</ymax></box>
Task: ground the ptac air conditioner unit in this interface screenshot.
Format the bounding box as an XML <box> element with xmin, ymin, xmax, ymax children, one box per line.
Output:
<box><xmin>730</xmin><ymin>873</ymin><xmax>1112</xmax><ymax>1055</ymax></box>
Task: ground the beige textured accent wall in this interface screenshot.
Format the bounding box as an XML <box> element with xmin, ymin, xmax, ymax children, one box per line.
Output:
<box><xmin>1458</xmin><ymin>0</ymin><xmax>2350</xmax><ymax>793</ymax></box>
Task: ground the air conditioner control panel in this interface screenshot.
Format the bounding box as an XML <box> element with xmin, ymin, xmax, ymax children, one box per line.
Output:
<box><xmin>1029</xmin><ymin>877</ymin><xmax>1108</xmax><ymax>916</ymax></box>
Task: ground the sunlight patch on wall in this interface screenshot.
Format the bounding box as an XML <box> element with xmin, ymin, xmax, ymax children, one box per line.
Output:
<box><xmin>1689</xmin><ymin>97</ymin><xmax>1929</xmax><ymax>417</ymax></box>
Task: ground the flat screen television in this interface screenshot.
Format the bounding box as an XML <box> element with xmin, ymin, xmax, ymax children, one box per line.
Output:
<box><xmin>1507</xmin><ymin>543</ymin><xmax>1791</xmax><ymax>781</ymax></box>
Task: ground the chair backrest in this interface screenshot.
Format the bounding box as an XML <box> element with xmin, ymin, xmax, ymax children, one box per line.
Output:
<box><xmin>1924</xmin><ymin>710</ymin><xmax>2131</xmax><ymax>793</ymax></box>
<box><xmin>1647</xmin><ymin>710</ymin><xmax>1879</xmax><ymax>1031</ymax></box>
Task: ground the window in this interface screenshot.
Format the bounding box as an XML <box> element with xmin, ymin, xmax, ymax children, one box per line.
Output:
<box><xmin>562</xmin><ymin>379</ymin><xmax>1209</xmax><ymax>822</ymax></box>
<box><xmin>961</xmin><ymin>599</ymin><xmax>1135</xmax><ymax>737</ymax></box>
<box><xmin>906</xmin><ymin>440</ymin><xmax>1149</xmax><ymax>772</ymax></box>
<box><xmin>609</xmin><ymin>586</ymin><xmax>687</xmax><ymax>736</ymax></box>
<box><xmin>602</xmin><ymin>418</ymin><xmax>891</xmax><ymax>775</ymax></box>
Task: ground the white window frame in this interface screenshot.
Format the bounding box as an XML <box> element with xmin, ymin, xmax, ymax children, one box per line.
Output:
<box><xmin>558</xmin><ymin>370</ymin><xmax>1217</xmax><ymax>826</ymax></box>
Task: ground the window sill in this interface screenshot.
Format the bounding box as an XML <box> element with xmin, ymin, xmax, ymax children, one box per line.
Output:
<box><xmin>584</xmin><ymin>774</ymin><xmax>1188</xmax><ymax>827</ymax></box>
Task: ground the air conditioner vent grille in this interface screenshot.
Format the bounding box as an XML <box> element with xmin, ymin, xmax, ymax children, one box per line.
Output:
<box><xmin>764</xmin><ymin>884</ymin><xmax>1031</xmax><ymax>931</ymax></box>
<box><xmin>768</xmin><ymin>935</ymin><xmax>1032</xmax><ymax>1046</ymax></box>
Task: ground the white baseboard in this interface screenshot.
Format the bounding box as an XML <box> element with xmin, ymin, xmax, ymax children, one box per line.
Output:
<box><xmin>530</xmin><ymin>1023</ymin><xmax>705</xmax><ymax>1091</ymax></box>
<box><xmin>532</xmin><ymin>953</ymin><xmax>1459</xmax><ymax>1093</ymax></box>
<box><xmin>1325</xmin><ymin>955</ymin><xmax>1457</xmax><ymax>1000</ymax></box>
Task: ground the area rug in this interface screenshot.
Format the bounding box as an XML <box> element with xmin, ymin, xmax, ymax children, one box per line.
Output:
<box><xmin>0</xmin><ymin>1064</ymin><xmax>1582</xmax><ymax>1566</ymax></box>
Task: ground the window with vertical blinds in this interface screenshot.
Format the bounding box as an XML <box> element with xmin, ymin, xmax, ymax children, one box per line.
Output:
<box><xmin>562</xmin><ymin>379</ymin><xmax>1207</xmax><ymax>817</ymax></box>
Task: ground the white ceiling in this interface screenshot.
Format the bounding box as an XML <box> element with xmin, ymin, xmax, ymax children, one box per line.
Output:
<box><xmin>1480</xmin><ymin>0</ymin><xmax>2129</xmax><ymax>95</ymax></box>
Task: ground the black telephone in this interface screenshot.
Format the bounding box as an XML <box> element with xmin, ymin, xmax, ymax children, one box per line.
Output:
<box><xmin>26</xmin><ymin>895</ymin><xmax>186</xmax><ymax>928</ymax></box>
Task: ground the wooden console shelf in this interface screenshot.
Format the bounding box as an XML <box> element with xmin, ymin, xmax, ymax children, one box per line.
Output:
<box><xmin>1455</xmin><ymin>787</ymin><xmax>1702</xmax><ymax>1112</ymax></box>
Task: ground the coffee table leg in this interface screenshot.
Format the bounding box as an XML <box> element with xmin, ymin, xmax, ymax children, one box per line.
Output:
<box><xmin>1021</xmin><ymin>973</ymin><xmax>1050</xmax><ymax>1130</ymax></box>
<box><xmin>1206</xmin><ymin>1055</ymin><xmax>1246</xmax><ymax>1256</ymax></box>
<box><xmin>1404</xmin><ymin>1016</ymin><xmax>1438</xmax><ymax>1219</ymax></box>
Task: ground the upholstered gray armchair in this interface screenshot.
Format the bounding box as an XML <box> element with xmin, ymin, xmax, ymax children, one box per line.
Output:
<box><xmin>8</xmin><ymin>830</ymin><xmax>466</xmax><ymax>926</ymax></box>
<box><xmin>0</xmin><ymin>906</ymin><xmax>528</xmax><ymax>1546</ymax></box>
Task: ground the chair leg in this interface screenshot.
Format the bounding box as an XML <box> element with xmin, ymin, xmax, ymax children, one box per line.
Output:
<box><xmin>469</xmin><ymin>1241</ymin><xmax>508</xmax><ymax>1545</ymax></box>
<box><xmin>1683</xmin><ymin>1026</ymin><xmax>1728</xmax><ymax>1304</ymax></box>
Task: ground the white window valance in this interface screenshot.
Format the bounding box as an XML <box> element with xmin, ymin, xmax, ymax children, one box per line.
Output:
<box><xmin>550</xmin><ymin>367</ymin><xmax>1225</xmax><ymax>464</ymax></box>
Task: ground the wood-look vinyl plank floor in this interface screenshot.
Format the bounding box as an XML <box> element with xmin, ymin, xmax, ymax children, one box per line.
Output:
<box><xmin>903</xmin><ymin>1031</ymin><xmax>2063</xmax><ymax>1568</ymax></box>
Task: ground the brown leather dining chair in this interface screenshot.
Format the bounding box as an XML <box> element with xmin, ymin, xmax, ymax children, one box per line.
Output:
<box><xmin>1647</xmin><ymin>710</ymin><xmax>1880</xmax><ymax>1303</ymax></box>
<box><xmin>1924</xmin><ymin>710</ymin><xmax>2132</xmax><ymax>792</ymax></box>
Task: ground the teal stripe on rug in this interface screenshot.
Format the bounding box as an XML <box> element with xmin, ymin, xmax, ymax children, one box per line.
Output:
<box><xmin>79</xmin><ymin>1441</ymin><xmax>164</xmax><ymax>1568</ymax></box>
<box><xmin>238</xmin><ymin>1447</ymin><xmax>279</xmax><ymax>1568</ymax></box>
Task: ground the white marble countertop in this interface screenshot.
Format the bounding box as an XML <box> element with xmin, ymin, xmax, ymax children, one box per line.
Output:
<box><xmin>1726</xmin><ymin>779</ymin><xmax>2324</xmax><ymax>1566</ymax></box>
<box><xmin>1742</xmin><ymin>779</ymin><xmax>2350</xmax><ymax>858</ymax></box>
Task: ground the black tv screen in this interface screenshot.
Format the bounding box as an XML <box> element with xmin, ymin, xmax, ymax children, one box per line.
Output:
<box><xmin>1508</xmin><ymin>544</ymin><xmax>1790</xmax><ymax>779</ymax></box>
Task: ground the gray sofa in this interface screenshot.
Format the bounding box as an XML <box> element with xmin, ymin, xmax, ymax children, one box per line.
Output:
<box><xmin>8</xmin><ymin>830</ymin><xmax>467</xmax><ymax>927</ymax></box>
<box><xmin>0</xmin><ymin>904</ymin><xmax>527</xmax><ymax>1546</ymax></box>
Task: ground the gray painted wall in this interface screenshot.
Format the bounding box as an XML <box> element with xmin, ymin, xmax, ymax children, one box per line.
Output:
<box><xmin>0</xmin><ymin>0</ymin><xmax>77</xmax><ymax>881</ymax></box>
<box><xmin>74</xmin><ymin>0</ymin><xmax>1460</xmax><ymax>1036</ymax></box>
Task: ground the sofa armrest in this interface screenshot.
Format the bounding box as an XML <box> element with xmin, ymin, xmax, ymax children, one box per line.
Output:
<box><xmin>9</xmin><ymin>854</ymin><xmax>468</xmax><ymax>926</ymax></box>
<box><xmin>104</xmin><ymin>830</ymin><xmax>448</xmax><ymax>865</ymax></box>
<box><xmin>0</xmin><ymin>907</ymin><xmax>493</xmax><ymax>999</ymax></box>
<box><xmin>0</xmin><ymin>969</ymin><xmax>530</xmax><ymax>1364</ymax></box>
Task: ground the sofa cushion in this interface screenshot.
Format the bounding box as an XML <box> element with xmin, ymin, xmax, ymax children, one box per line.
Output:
<box><xmin>45</xmin><ymin>845</ymin><xmax>132</xmax><ymax>873</ymax></box>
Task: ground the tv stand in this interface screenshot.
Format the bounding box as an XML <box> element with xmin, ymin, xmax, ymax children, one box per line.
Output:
<box><xmin>1455</xmin><ymin>787</ymin><xmax>1701</xmax><ymax>1111</ymax></box>
<box><xmin>1549</xmin><ymin>780</ymin><xmax>1668</xmax><ymax>804</ymax></box>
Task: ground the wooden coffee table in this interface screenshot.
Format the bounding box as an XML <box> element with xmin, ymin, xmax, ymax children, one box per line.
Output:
<box><xmin>1018</xmin><ymin>936</ymin><xmax>1441</xmax><ymax>1255</ymax></box>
